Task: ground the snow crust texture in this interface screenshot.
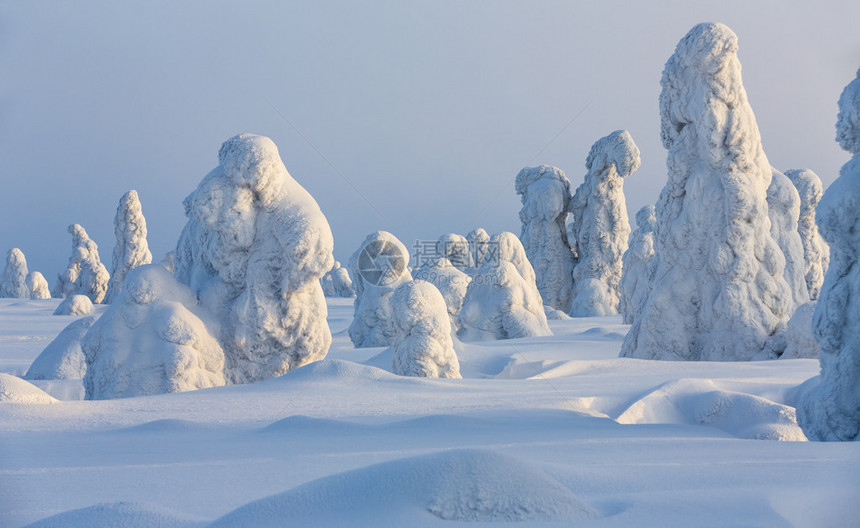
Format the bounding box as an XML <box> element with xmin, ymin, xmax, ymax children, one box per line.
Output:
<box><xmin>390</xmin><ymin>280</ymin><xmax>461</xmax><ymax>378</ymax></box>
<box><xmin>621</xmin><ymin>23</ymin><xmax>792</xmax><ymax>361</ymax></box>
<box><xmin>785</xmin><ymin>168</ymin><xmax>830</xmax><ymax>300</ymax></box>
<box><xmin>26</xmin><ymin>271</ymin><xmax>51</xmax><ymax>299</ymax></box>
<box><xmin>53</xmin><ymin>294</ymin><xmax>93</xmax><ymax>316</ymax></box>
<box><xmin>413</xmin><ymin>258</ymin><xmax>471</xmax><ymax>331</ymax></box>
<box><xmin>26</xmin><ymin>316</ymin><xmax>95</xmax><ymax>380</ymax></box>
<box><xmin>620</xmin><ymin>205</ymin><xmax>656</xmax><ymax>324</ymax></box>
<box><xmin>53</xmin><ymin>224</ymin><xmax>110</xmax><ymax>303</ymax></box>
<box><xmin>458</xmin><ymin>232</ymin><xmax>551</xmax><ymax>341</ymax></box>
<box><xmin>569</xmin><ymin>130</ymin><xmax>639</xmax><ymax>317</ymax></box>
<box><xmin>798</xmin><ymin>68</ymin><xmax>860</xmax><ymax>441</ymax></box>
<box><xmin>348</xmin><ymin>231</ymin><xmax>412</xmax><ymax>347</ymax></box>
<box><xmin>1</xmin><ymin>248</ymin><xmax>29</xmax><ymax>298</ymax></box>
<box><xmin>83</xmin><ymin>265</ymin><xmax>225</xmax><ymax>399</ymax></box>
<box><xmin>516</xmin><ymin>165</ymin><xmax>575</xmax><ymax>312</ymax></box>
<box><xmin>174</xmin><ymin>134</ymin><xmax>334</xmax><ymax>383</ymax></box>
<box><xmin>105</xmin><ymin>190</ymin><xmax>152</xmax><ymax>303</ymax></box>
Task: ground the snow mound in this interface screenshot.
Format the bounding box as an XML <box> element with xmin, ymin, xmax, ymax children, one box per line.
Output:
<box><xmin>210</xmin><ymin>449</ymin><xmax>596</xmax><ymax>526</ymax></box>
<box><xmin>24</xmin><ymin>501</ymin><xmax>205</xmax><ymax>528</ymax></box>
<box><xmin>277</xmin><ymin>358</ymin><xmax>402</xmax><ymax>384</ymax></box>
<box><xmin>617</xmin><ymin>378</ymin><xmax>805</xmax><ymax>441</ymax></box>
<box><xmin>53</xmin><ymin>294</ymin><xmax>93</xmax><ymax>316</ymax></box>
<box><xmin>0</xmin><ymin>373</ymin><xmax>57</xmax><ymax>404</ymax></box>
<box><xmin>25</xmin><ymin>316</ymin><xmax>95</xmax><ymax>380</ymax></box>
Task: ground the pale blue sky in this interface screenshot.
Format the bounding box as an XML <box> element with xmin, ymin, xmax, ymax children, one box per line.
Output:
<box><xmin>1</xmin><ymin>1</ymin><xmax>858</xmax><ymax>278</ymax></box>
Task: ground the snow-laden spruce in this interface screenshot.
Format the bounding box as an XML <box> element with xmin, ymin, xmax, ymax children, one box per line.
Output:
<box><xmin>620</xmin><ymin>23</ymin><xmax>793</xmax><ymax>361</ymax></box>
<box><xmin>620</xmin><ymin>205</ymin><xmax>657</xmax><ymax>324</ymax></box>
<box><xmin>348</xmin><ymin>231</ymin><xmax>412</xmax><ymax>347</ymax></box>
<box><xmin>785</xmin><ymin>168</ymin><xmax>830</xmax><ymax>300</ymax></box>
<box><xmin>390</xmin><ymin>280</ymin><xmax>461</xmax><ymax>378</ymax></box>
<box><xmin>53</xmin><ymin>224</ymin><xmax>110</xmax><ymax>303</ymax></box>
<box><xmin>516</xmin><ymin>165</ymin><xmax>575</xmax><ymax>312</ymax></box>
<box><xmin>458</xmin><ymin>232</ymin><xmax>551</xmax><ymax>341</ymax></box>
<box><xmin>83</xmin><ymin>265</ymin><xmax>225</xmax><ymax>399</ymax></box>
<box><xmin>104</xmin><ymin>190</ymin><xmax>152</xmax><ymax>303</ymax></box>
<box><xmin>25</xmin><ymin>316</ymin><xmax>95</xmax><ymax>380</ymax></box>
<box><xmin>413</xmin><ymin>257</ymin><xmax>471</xmax><ymax>331</ymax></box>
<box><xmin>174</xmin><ymin>134</ymin><xmax>334</xmax><ymax>384</ymax></box>
<box><xmin>768</xmin><ymin>168</ymin><xmax>809</xmax><ymax>308</ymax></box>
<box><xmin>1</xmin><ymin>248</ymin><xmax>29</xmax><ymax>298</ymax></box>
<box><xmin>797</xmin><ymin>68</ymin><xmax>860</xmax><ymax>441</ymax></box>
<box><xmin>321</xmin><ymin>261</ymin><xmax>354</xmax><ymax>297</ymax></box>
<box><xmin>437</xmin><ymin>233</ymin><xmax>472</xmax><ymax>270</ymax></box>
<box><xmin>53</xmin><ymin>294</ymin><xmax>93</xmax><ymax>316</ymax></box>
<box><xmin>466</xmin><ymin>228</ymin><xmax>490</xmax><ymax>268</ymax></box>
<box><xmin>26</xmin><ymin>272</ymin><xmax>51</xmax><ymax>299</ymax></box>
<box><xmin>569</xmin><ymin>130</ymin><xmax>639</xmax><ymax>317</ymax></box>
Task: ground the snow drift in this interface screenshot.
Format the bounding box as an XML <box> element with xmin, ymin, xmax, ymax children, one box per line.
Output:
<box><xmin>105</xmin><ymin>190</ymin><xmax>152</xmax><ymax>303</ymax></box>
<box><xmin>0</xmin><ymin>373</ymin><xmax>57</xmax><ymax>404</ymax></box>
<box><xmin>53</xmin><ymin>224</ymin><xmax>110</xmax><ymax>303</ymax></box>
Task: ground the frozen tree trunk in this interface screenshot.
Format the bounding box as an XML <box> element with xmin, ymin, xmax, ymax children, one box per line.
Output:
<box><xmin>348</xmin><ymin>231</ymin><xmax>412</xmax><ymax>347</ymax></box>
<box><xmin>797</xmin><ymin>68</ymin><xmax>860</xmax><ymax>441</ymax></box>
<box><xmin>53</xmin><ymin>224</ymin><xmax>110</xmax><ymax>303</ymax></box>
<box><xmin>620</xmin><ymin>23</ymin><xmax>793</xmax><ymax>361</ymax></box>
<box><xmin>413</xmin><ymin>257</ymin><xmax>472</xmax><ymax>332</ymax></box>
<box><xmin>785</xmin><ymin>168</ymin><xmax>830</xmax><ymax>300</ymax></box>
<box><xmin>516</xmin><ymin>165</ymin><xmax>575</xmax><ymax>312</ymax></box>
<box><xmin>767</xmin><ymin>168</ymin><xmax>809</xmax><ymax>308</ymax></box>
<box><xmin>105</xmin><ymin>190</ymin><xmax>152</xmax><ymax>303</ymax></box>
<box><xmin>620</xmin><ymin>205</ymin><xmax>657</xmax><ymax>324</ymax></box>
<box><xmin>390</xmin><ymin>280</ymin><xmax>461</xmax><ymax>378</ymax></box>
<box><xmin>26</xmin><ymin>271</ymin><xmax>51</xmax><ymax>300</ymax></box>
<box><xmin>437</xmin><ymin>233</ymin><xmax>472</xmax><ymax>270</ymax></box>
<box><xmin>466</xmin><ymin>228</ymin><xmax>490</xmax><ymax>268</ymax></box>
<box><xmin>174</xmin><ymin>134</ymin><xmax>334</xmax><ymax>384</ymax></box>
<box><xmin>569</xmin><ymin>130</ymin><xmax>640</xmax><ymax>317</ymax></box>
<box><xmin>1</xmin><ymin>248</ymin><xmax>29</xmax><ymax>298</ymax></box>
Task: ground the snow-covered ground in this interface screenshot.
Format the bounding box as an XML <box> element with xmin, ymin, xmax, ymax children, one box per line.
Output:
<box><xmin>1</xmin><ymin>298</ymin><xmax>858</xmax><ymax>527</ymax></box>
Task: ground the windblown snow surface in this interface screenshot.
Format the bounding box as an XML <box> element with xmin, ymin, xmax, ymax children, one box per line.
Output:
<box><xmin>0</xmin><ymin>297</ymin><xmax>858</xmax><ymax>527</ymax></box>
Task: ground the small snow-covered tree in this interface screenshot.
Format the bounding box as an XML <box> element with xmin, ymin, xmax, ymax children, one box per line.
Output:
<box><xmin>331</xmin><ymin>261</ymin><xmax>355</xmax><ymax>297</ymax></box>
<box><xmin>797</xmin><ymin>68</ymin><xmax>860</xmax><ymax>441</ymax></box>
<box><xmin>54</xmin><ymin>294</ymin><xmax>93</xmax><ymax>316</ymax></box>
<box><xmin>620</xmin><ymin>23</ymin><xmax>793</xmax><ymax>361</ymax></box>
<box><xmin>569</xmin><ymin>130</ymin><xmax>640</xmax><ymax>317</ymax></box>
<box><xmin>390</xmin><ymin>280</ymin><xmax>461</xmax><ymax>378</ymax></box>
<box><xmin>516</xmin><ymin>165</ymin><xmax>575</xmax><ymax>312</ymax></box>
<box><xmin>1</xmin><ymin>248</ymin><xmax>29</xmax><ymax>298</ymax></box>
<box><xmin>104</xmin><ymin>190</ymin><xmax>152</xmax><ymax>303</ymax></box>
<box><xmin>785</xmin><ymin>168</ymin><xmax>830</xmax><ymax>300</ymax></box>
<box><xmin>437</xmin><ymin>233</ymin><xmax>472</xmax><ymax>270</ymax></box>
<box><xmin>767</xmin><ymin>168</ymin><xmax>809</xmax><ymax>308</ymax></box>
<box><xmin>466</xmin><ymin>228</ymin><xmax>490</xmax><ymax>268</ymax></box>
<box><xmin>160</xmin><ymin>251</ymin><xmax>176</xmax><ymax>274</ymax></box>
<box><xmin>83</xmin><ymin>265</ymin><xmax>225</xmax><ymax>399</ymax></box>
<box><xmin>174</xmin><ymin>134</ymin><xmax>334</xmax><ymax>384</ymax></box>
<box><xmin>620</xmin><ymin>205</ymin><xmax>657</xmax><ymax>324</ymax></box>
<box><xmin>458</xmin><ymin>232</ymin><xmax>551</xmax><ymax>341</ymax></box>
<box><xmin>348</xmin><ymin>231</ymin><xmax>412</xmax><ymax>347</ymax></box>
<box><xmin>53</xmin><ymin>224</ymin><xmax>110</xmax><ymax>303</ymax></box>
<box><xmin>320</xmin><ymin>270</ymin><xmax>336</xmax><ymax>296</ymax></box>
<box><xmin>26</xmin><ymin>271</ymin><xmax>51</xmax><ymax>300</ymax></box>
<box><xmin>413</xmin><ymin>257</ymin><xmax>471</xmax><ymax>331</ymax></box>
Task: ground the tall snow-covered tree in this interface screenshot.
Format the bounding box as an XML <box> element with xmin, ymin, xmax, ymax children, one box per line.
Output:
<box><xmin>785</xmin><ymin>168</ymin><xmax>830</xmax><ymax>300</ymax></box>
<box><xmin>620</xmin><ymin>205</ymin><xmax>657</xmax><ymax>324</ymax></box>
<box><xmin>104</xmin><ymin>190</ymin><xmax>152</xmax><ymax>303</ymax></box>
<box><xmin>53</xmin><ymin>224</ymin><xmax>110</xmax><ymax>303</ymax></box>
<box><xmin>1</xmin><ymin>248</ymin><xmax>29</xmax><ymax>298</ymax></box>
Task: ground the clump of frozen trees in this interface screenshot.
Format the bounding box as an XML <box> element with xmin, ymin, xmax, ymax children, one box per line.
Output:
<box><xmin>321</xmin><ymin>261</ymin><xmax>354</xmax><ymax>297</ymax></box>
<box><xmin>437</xmin><ymin>233</ymin><xmax>472</xmax><ymax>270</ymax></box>
<box><xmin>785</xmin><ymin>169</ymin><xmax>829</xmax><ymax>300</ymax></box>
<box><xmin>390</xmin><ymin>280</ymin><xmax>461</xmax><ymax>378</ymax></box>
<box><xmin>620</xmin><ymin>205</ymin><xmax>656</xmax><ymax>324</ymax></box>
<box><xmin>516</xmin><ymin>165</ymin><xmax>575</xmax><ymax>312</ymax></box>
<box><xmin>413</xmin><ymin>257</ymin><xmax>472</xmax><ymax>331</ymax></box>
<box><xmin>620</xmin><ymin>23</ymin><xmax>793</xmax><ymax>361</ymax></box>
<box><xmin>569</xmin><ymin>130</ymin><xmax>640</xmax><ymax>317</ymax></box>
<box><xmin>53</xmin><ymin>224</ymin><xmax>110</xmax><ymax>303</ymax></box>
<box><xmin>1</xmin><ymin>248</ymin><xmax>29</xmax><ymax>298</ymax></box>
<box><xmin>348</xmin><ymin>231</ymin><xmax>412</xmax><ymax>347</ymax></box>
<box><xmin>466</xmin><ymin>228</ymin><xmax>490</xmax><ymax>268</ymax></box>
<box><xmin>174</xmin><ymin>134</ymin><xmax>334</xmax><ymax>384</ymax></box>
<box><xmin>767</xmin><ymin>168</ymin><xmax>809</xmax><ymax>307</ymax></box>
<box><xmin>104</xmin><ymin>190</ymin><xmax>152</xmax><ymax>303</ymax></box>
<box><xmin>797</xmin><ymin>68</ymin><xmax>860</xmax><ymax>441</ymax></box>
<box><xmin>458</xmin><ymin>232</ymin><xmax>551</xmax><ymax>341</ymax></box>
<box><xmin>26</xmin><ymin>272</ymin><xmax>51</xmax><ymax>299</ymax></box>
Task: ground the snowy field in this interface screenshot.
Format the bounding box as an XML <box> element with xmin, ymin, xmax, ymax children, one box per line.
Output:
<box><xmin>1</xmin><ymin>297</ymin><xmax>858</xmax><ymax>527</ymax></box>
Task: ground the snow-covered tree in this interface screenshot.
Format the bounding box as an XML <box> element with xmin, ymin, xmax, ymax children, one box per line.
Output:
<box><xmin>160</xmin><ymin>251</ymin><xmax>176</xmax><ymax>274</ymax></box>
<box><xmin>104</xmin><ymin>190</ymin><xmax>152</xmax><ymax>303</ymax></box>
<box><xmin>516</xmin><ymin>165</ymin><xmax>575</xmax><ymax>312</ymax></box>
<box><xmin>25</xmin><ymin>316</ymin><xmax>95</xmax><ymax>380</ymax></box>
<box><xmin>767</xmin><ymin>168</ymin><xmax>809</xmax><ymax>308</ymax></box>
<box><xmin>174</xmin><ymin>134</ymin><xmax>334</xmax><ymax>384</ymax></box>
<box><xmin>331</xmin><ymin>262</ymin><xmax>355</xmax><ymax>297</ymax></box>
<box><xmin>53</xmin><ymin>224</ymin><xmax>110</xmax><ymax>303</ymax></box>
<box><xmin>621</xmin><ymin>23</ymin><xmax>793</xmax><ymax>361</ymax></box>
<box><xmin>437</xmin><ymin>233</ymin><xmax>472</xmax><ymax>270</ymax></box>
<box><xmin>390</xmin><ymin>280</ymin><xmax>461</xmax><ymax>378</ymax></box>
<box><xmin>569</xmin><ymin>130</ymin><xmax>640</xmax><ymax>317</ymax></box>
<box><xmin>413</xmin><ymin>257</ymin><xmax>471</xmax><ymax>331</ymax></box>
<box><xmin>620</xmin><ymin>205</ymin><xmax>657</xmax><ymax>324</ymax></box>
<box><xmin>458</xmin><ymin>232</ymin><xmax>551</xmax><ymax>341</ymax></box>
<box><xmin>467</xmin><ymin>228</ymin><xmax>490</xmax><ymax>268</ymax></box>
<box><xmin>785</xmin><ymin>168</ymin><xmax>830</xmax><ymax>300</ymax></box>
<box><xmin>797</xmin><ymin>68</ymin><xmax>860</xmax><ymax>441</ymax></box>
<box><xmin>320</xmin><ymin>271</ymin><xmax>336</xmax><ymax>296</ymax></box>
<box><xmin>26</xmin><ymin>271</ymin><xmax>51</xmax><ymax>300</ymax></box>
<box><xmin>53</xmin><ymin>294</ymin><xmax>93</xmax><ymax>316</ymax></box>
<box><xmin>348</xmin><ymin>231</ymin><xmax>412</xmax><ymax>347</ymax></box>
<box><xmin>1</xmin><ymin>248</ymin><xmax>29</xmax><ymax>298</ymax></box>
<box><xmin>83</xmin><ymin>265</ymin><xmax>225</xmax><ymax>399</ymax></box>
